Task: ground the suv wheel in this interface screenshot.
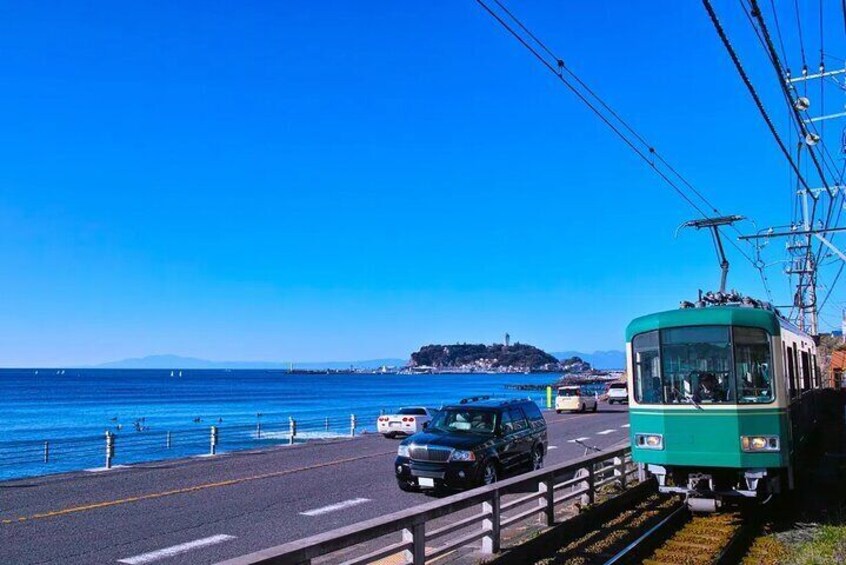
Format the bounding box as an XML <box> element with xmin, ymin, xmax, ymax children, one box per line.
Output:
<box><xmin>531</xmin><ymin>447</ymin><xmax>544</xmax><ymax>471</ymax></box>
<box><xmin>480</xmin><ymin>461</ymin><xmax>498</xmax><ymax>486</ymax></box>
<box><xmin>592</xmin><ymin>403</ymin><xmax>598</xmax><ymax>412</ymax></box>
<box><xmin>580</xmin><ymin>403</ymin><xmax>586</xmax><ymax>413</ymax></box>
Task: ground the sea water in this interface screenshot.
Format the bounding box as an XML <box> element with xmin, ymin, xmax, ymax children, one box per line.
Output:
<box><xmin>0</xmin><ymin>369</ymin><xmax>565</xmax><ymax>480</ymax></box>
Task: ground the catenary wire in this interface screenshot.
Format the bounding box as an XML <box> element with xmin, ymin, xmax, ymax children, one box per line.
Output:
<box><xmin>476</xmin><ymin>0</ymin><xmax>760</xmax><ymax>272</ymax></box>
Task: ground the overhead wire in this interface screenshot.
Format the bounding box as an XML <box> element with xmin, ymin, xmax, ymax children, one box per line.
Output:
<box><xmin>475</xmin><ymin>0</ymin><xmax>762</xmax><ymax>277</ymax></box>
<box><xmin>745</xmin><ymin>0</ymin><xmax>846</xmax><ymax>324</ymax></box>
<box><xmin>795</xmin><ymin>0</ymin><xmax>808</xmax><ymax>73</ymax></box>
<box><xmin>769</xmin><ymin>0</ymin><xmax>790</xmax><ymax>72</ymax></box>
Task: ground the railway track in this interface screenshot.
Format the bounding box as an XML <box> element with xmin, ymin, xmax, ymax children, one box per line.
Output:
<box><xmin>533</xmin><ymin>492</ymin><xmax>684</xmax><ymax>564</ymax></box>
<box><xmin>638</xmin><ymin>510</ymin><xmax>757</xmax><ymax>565</ymax></box>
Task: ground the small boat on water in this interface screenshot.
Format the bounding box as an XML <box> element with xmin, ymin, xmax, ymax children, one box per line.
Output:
<box><xmin>170</xmin><ymin>370</ymin><xmax>174</xmax><ymax>377</ymax></box>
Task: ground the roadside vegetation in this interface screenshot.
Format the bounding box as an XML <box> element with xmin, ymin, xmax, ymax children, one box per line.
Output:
<box><xmin>745</xmin><ymin>524</ymin><xmax>846</xmax><ymax>564</ymax></box>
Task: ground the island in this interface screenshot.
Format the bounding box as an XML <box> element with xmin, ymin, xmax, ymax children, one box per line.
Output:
<box><xmin>407</xmin><ymin>343</ymin><xmax>591</xmax><ymax>373</ymax></box>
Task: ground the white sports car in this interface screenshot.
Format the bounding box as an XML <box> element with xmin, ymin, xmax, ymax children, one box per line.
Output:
<box><xmin>377</xmin><ymin>407</ymin><xmax>437</xmax><ymax>438</ymax></box>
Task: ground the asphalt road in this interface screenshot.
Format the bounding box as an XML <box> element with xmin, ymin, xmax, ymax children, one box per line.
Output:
<box><xmin>0</xmin><ymin>404</ymin><xmax>630</xmax><ymax>565</ymax></box>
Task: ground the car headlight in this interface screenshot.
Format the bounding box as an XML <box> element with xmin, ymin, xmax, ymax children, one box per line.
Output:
<box><xmin>740</xmin><ymin>435</ymin><xmax>780</xmax><ymax>452</ymax></box>
<box><xmin>449</xmin><ymin>449</ymin><xmax>476</xmax><ymax>462</ymax></box>
<box><xmin>635</xmin><ymin>433</ymin><xmax>663</xmax><ymax>450</ymax></box>
<box><xmin>397</xmin><ymin>444</ymin><xmax>410</xmax><ymax>457</ymax></box>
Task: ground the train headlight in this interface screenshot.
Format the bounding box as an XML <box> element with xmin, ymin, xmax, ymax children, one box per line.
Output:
<box><xmin>635</xmin><ymin>433</ymin><xmax>663</xmax><ymax>450</ymax></box>
<box><xmin>397</xmin><ymin>444</ymin><xmax>410</xmax><ymax>457</ymax></box>
<box><xmin>740</xmin><ymin>435</ymin><xmax>780</xmax><ymax>452</ymax></box>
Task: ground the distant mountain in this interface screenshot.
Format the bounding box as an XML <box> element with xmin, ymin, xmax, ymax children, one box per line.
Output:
<box><xmin>93</xmin><ymin>354</ymin><xmax>407</xmax><ymax>370</ymax></box>
<box><xmin>552</xmin><ymin>350</ymin><xmax>625</xmax><ymax>370</ymax></box>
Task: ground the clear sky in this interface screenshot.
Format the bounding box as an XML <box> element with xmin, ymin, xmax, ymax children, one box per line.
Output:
<box><xmin>1</xmin><ymin>1</ymin><xmax>844</xmax><ymax>366</ymax></box>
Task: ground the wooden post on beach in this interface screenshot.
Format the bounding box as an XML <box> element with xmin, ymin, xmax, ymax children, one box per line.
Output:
<box><xmin>43</xmin><ymin>441</ymin><xmax>49</xmax><ymax>464</ymax></box>
<box><xmin>324</xmin><ymin>417</ymin><xmax>329</xmax><ymax>432</ymax></box>
<box><xmin>166</xmin><ymin>431</ymin><xmax>172</xmax><ymax>449</ymax></box>
<box><xmin>350</xmin><ymin>414</ymin><xmax>357</xmax><ymax>437</ymax></box>
<box><xmin>289</xmin><ymin>417</ymin><xmax>297</xmax><ymax>445</ymax></box>
<box><xmin>105</xmin><ymin>431</ymin><xmax>114</xmax><ymax>469</ymax></box>
<box><xmin>256</xmin><ymin>422</ymin><xmax>262</xmax><ymax>439</ymax></box>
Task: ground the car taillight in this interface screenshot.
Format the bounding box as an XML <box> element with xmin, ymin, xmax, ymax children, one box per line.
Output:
<box><xmin>408</xmin><ymin>417</ymin><xmax>415</xmax><ymax>422</ymax></box>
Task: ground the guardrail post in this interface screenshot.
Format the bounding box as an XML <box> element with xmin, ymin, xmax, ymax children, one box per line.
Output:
<box><xmin>481</xmin><ymin>491</ymin><xmax>501</xmax><ymax>554</ymax></box>
<box><xmin>402</xmin><ymin>521</ymin><xmax>426</xmax><ymax>564</ymax></box>
<box><xmin>588</xmin><ymin>464</ymin><xmax>596</xmax><ymax>505</ymax></box>
<box><xmin>43</xmin><ymin>441</ymin><xmax>49</xmax><ymax>464</ymax></box>
<box><xmin>289</xmin><ymin>417</ymin><xmax>297</xmax><ymax>445</ymax></box>
<box><xmin>574</xmin><ymin>467</ymin><xmax>590</xmax><ymax>506</ymax></box>
<box><xmin>166</xmin><ymin>431</ymin><xmax>172</xmax><ymax>449</ymax></box>
<box><xmin>210</xmin><ymin>426</ymin><xmax>218</xmax><ymax>455</ymax></box>
<box><xmin>350</xmin><ymin>414</ymin><xmax>356</xmax><ymax>437</ymax></box>
<box><xmin>614</xmin><ymin>456</ymin><xmax>626</xmax><ymax>490</ymax></box>
<box><xmin>105</xmin><ymin>431</ymin><xmax>115</xmax><ymax>469</ymax></box>
<box><xmin>539</xmin><ymin>476</ymin><xmax>554</xmax><ymax>526</ymax></box>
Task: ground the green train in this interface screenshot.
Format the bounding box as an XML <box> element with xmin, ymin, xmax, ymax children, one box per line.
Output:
<box><xmin>626</xmin><ymin>296</ymin><xmax>824</xmax><ymax>511</ymax></box>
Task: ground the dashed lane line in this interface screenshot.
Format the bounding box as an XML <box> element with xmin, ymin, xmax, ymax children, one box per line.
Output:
<box><xmin>300</xmin><ymin>497</ymin><xmax>371</xmax><ymax>517</ymax></box>
<box><xmin>621</xmin><ymin>424</ymin><xmax>630</xmax><ymax>428</ymax></box>
<box><xmin>548</xmin><ymin>446</ymin><xmax>558</xmax><ymax>450</ymax></box>
<box><xmin>1</xmin><ymin>450</ymin><xmax>396</xmax><ymax>526</ymax></box>
<box><xmin>596</xmin><ymin>429</ymin><xmax>616</xmax><ymax>435</ymax></box>
<box><xmin>117</xmin><ymin>534</ymin><xmax>236</xmax><ymax>564</ymax></box>
<box><xmin>567</xmin><ymin>437</ymin><xmax>590</xmax><ymax>443</ymax></box>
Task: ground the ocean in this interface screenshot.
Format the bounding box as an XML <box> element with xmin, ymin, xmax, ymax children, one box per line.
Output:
<box><xmin>0</xmin><ymin>369</ymin><xmax>596</xmax><ymax>481</ymax></box>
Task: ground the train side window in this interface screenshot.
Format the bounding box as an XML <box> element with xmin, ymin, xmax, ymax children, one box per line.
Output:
<box><xmin>732</xmin><ymin>327</ymin><xmax>773</xmax><ymax>403</ymax></box>
<box><xmin>787</xmin><ymin>345</ymin><xmax>797</xmax><ymax>398</ymax></box>
<box><xmin>801</xmin><ymin>351</ymin><xmax>811</xmax><ymax>391</ymax></box>
<box><xmin>812</xmin><ymin>354</ymin><xmax>820</xmax><ymax>388</ymax></box>
<box><xmin>632</xmin><ymin>331</ymin><xmax>661</xmax><ymax>404</ymax></box>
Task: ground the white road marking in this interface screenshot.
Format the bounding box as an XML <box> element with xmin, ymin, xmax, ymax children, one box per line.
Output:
<box><xmin>118</xmin><ymin>535</ymin><xmax>236</xmax><ymax>564</ymax></box>
<box><xmin>548</xmin><ymin>446</ymin><xmax>558</xmax><ymax>450</ymax></box>
<box><xmin>567</xmin><ymin>437</ymin><xmax>590</xmax><ymax>443</ymax></box>
<box><xmin>300</xmin><ymin>497</ymin><xmax>371</xmax><ymax>517</ymax></box>
<box><xmin>621</xmin><ymin>424</ymin><xmax>631</xmax><ymax>428</ymax></box>
<box><xmin>597</xmin><ymin>429</ymin><xmax>616</xmax><ymax>435</ymax></box>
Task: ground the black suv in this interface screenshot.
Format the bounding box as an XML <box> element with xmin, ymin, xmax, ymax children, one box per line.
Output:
<box><xmin>394</xmin><ymin>397</ymin><xmax>548</xmax><ymax>492</ymax></box>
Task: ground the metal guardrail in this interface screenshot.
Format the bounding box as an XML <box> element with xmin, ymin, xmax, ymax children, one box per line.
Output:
<box><xmin>217</xmin><ymin>444</ymin><xmax>637</xmax><ymax>565</ymax></box>
<box><xmin>0</xmin><ymin>412</ymin><xmax>374</xmax><ymax>480</ymax></box>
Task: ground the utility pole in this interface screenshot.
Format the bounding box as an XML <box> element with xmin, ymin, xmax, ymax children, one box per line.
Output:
<box><xmin>743</xmin><ymin>51</ymin><xmax>846</xmax><ymax>335</ymax></box>
<box><xmin>739</xmin><ymin>190</ymin><xmax>846</xmax><ymax>335</ymax></box>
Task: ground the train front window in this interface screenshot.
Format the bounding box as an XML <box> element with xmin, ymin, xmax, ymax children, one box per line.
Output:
<box><xmin>632</xmin><ymin>325</ymin><xmax>776</xmax><ymax>405</ymax></box>
<box><xmin>733</xmin><ymin>327</ymin><xmax>773</xmax><ymax>403</ymax></box>
<box><xmin>661</xmin><ymin>326</ymin><xmax>733</xmax><ymax>404</ymax></box>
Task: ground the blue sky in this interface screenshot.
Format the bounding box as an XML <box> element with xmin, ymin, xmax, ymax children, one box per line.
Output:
<box><xmin>1</xmin><ymin>1</ymin><xmax>844</xmax><ymax>366</ymax></box>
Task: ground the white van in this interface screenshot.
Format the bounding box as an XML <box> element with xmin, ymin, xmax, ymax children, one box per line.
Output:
<box><xmin>606</xmin><ymin>382</ymin><xmax>629</xmax><ymax>404</ymax></box>
<box><xmin>555</xmin><ymin>386</ymin><xmax>598</xmax><ymax>413</ymax></box>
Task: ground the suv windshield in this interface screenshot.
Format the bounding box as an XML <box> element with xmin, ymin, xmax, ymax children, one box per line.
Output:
<box><xmin>428</xmin><ymin>408</ymin><xmax>497</xmax><ymax>434</ymax></box>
